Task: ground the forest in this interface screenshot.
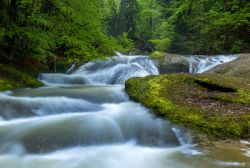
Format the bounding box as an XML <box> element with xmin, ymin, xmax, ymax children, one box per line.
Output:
<box><xmin>0</xmin><ymin>1</ymin><xmax>250</xmax><ymax>167</ymax></box>
<box><xmin>0</xmin><ymin>0</ymin><xmax>249</xmax><ymax>69</ymax></box>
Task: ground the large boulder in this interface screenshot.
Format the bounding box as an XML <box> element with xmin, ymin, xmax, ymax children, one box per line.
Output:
<box><xmin>152</xmin><ymin>54</ymin><xmax>190</xmax><ymax>74</ymax></box>
<box><xmin>125</xmin><ymin>74</ymin><xmax>250</xmax><ymax>139</ymax></box>
<box><xmin>206</xmin><ymin>54</ymin><xmax>250</xmax><ymax>79</ymax></box>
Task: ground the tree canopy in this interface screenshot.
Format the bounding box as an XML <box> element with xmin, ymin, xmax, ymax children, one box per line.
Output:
<box><xmin>0</xmin><ymin>0</ymin><xmax>249</xmax><ymax>69</ymax></box>
<box><xmin>133</xmin><ymin>0</ymin><xmax>250</xmax><ymax>54</ymax></box>
<box><xmin>0</xmin><ymin>0</ymin><xmax>132</xmax><ymax>66</ymax></box>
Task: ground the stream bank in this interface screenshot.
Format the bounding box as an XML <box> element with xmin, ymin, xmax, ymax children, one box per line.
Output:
<box><xmin>0</xmin><ymin>65</ymin><xmax>43</xmax><ymax>91</ymax></box>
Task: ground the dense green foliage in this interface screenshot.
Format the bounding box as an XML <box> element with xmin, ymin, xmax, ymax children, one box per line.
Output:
<box><xmin>0</xmin><ymin>0</ymin><xmax>249</xmax><ymax>69</ymax></box>
<box><xmin>158</xmin><ymin>0</ymin><xmax>250</xmax><ymax>54</ymax></box>
<box><xmin>0</xmin><ymin>0</ymin><xmax>133</xmax><ymax>69</ymax></box>
<box><xmin>109</xmin><ymin>0</ymin><xmax>250</xmax><ymax>54</ymax></box>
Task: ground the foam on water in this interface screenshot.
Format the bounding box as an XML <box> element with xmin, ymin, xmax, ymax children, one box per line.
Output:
<box><xmin>216</xmin><ymin>161</ymin><xmax>246</xmax><ymax>167</ymax></box>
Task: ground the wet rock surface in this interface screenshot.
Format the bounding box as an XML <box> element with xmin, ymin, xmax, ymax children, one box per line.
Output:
<box><xmin>206</xmin><ymin>54</ymin><xmax>250</xmax><ymax>79</ymax></box>
<box><xmin>152</xmin><ymin>54</ymin><xmax>190</xmax><ymax>73</ymax></box>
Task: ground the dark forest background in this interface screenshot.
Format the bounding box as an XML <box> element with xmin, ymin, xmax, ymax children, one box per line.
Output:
<box><xmin>0</xmin><ymin>0</ymin><xmax>249</xmax><ymax>67</ymax></box>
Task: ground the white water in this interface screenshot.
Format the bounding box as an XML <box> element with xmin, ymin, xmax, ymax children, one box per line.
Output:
<box><xmin>188</xmin><ymin>55</ymin><xmax>237</xmax><ymax>73</ymax></box>
<box><xmin>0</xmin><ymin>54</ymin><xmax>248</xmax><ymax>168</ymax></box>
<box><xmin>40</xmin><ymin>55</ymin><xmax>159</xmax><ymax>86</ymax></box>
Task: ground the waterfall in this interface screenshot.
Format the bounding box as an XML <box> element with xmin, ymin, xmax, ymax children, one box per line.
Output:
<box><xmin>0</xmin><ymin>53</ymin><xmax>244</xmax><ymax>168</ymax></box>
<box><xmin>40</xmin><ymin>55</ymin><xmax>159</xmax><ymax>86</ymax></box>
<box><xmin>188</xmin><ymin>55</ymin><xmax>237</xmax><ymax>73</ymax></box>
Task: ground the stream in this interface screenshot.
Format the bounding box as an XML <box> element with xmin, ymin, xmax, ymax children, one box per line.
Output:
<box><xmin>0</xmin><ymin>53</ymin><xmax>249</xmax><ymax>168</ymax></box>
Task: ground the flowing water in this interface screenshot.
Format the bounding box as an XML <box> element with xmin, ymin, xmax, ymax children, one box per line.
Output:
<box><xmin>188</xmin><ymin>55</ymin><xmax>237</xmax><ymax>73</ymax></box>
<box><xmin>0</xmin><ymin>54</ymin><xmax>249</xmax><ymax>168</ymax></box>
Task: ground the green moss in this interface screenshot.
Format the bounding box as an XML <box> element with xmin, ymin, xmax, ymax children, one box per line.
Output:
<box><xmin>0</xmin><ymin>65</ymin><xmax>44</xmax><ymax>91</ymax></box>
<box><xmin>0</xmin><ymin>79</ymin><xmax>15</xmax><ymax>90</ymax></box>
<box><xmin>125</xmin><ymin>74</ymin><xmax>250</xmax><ymax>139</ymax></box>
<box><xmin>150</xmin><ymin>51</ymin><xmax>167</xmax><ymax>58</ymax></box>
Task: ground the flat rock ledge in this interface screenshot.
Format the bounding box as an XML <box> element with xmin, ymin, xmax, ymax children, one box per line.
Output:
<box><xmin>206</xmin><ymin>53</ymin><xmax>250</xmax><ymax>79</ymax></box>
<box><xmin>125</xmin><ymin>74</ymin><xmax>250</xmax><ymax>139</ymax></box>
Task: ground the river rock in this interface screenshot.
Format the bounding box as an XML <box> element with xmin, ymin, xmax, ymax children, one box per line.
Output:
<box><xmin>152</xmin><ymin>54</ymin><xmax>190</xmax><ymax>74</ymax></box>
<box><xmin>125</xmin><ymin>74</ymin><xmax>250</xmax><ymax>139</ymax></box>
<box><xmin>206</xmin><ymin>54</ymin><xmax>250</xmax><ymax>79</ymax></box>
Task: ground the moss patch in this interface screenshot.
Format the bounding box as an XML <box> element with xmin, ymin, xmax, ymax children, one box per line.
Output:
<box><xmin>0</xmin><ymin>65</ymin><xmax>44</xmax><ymax>91</ymax></box>
<box><xmin>150</xmin><ymin>51</ymin><xmax>167</xmax><ymax>58</ymax></box>
<box><xmin>125</xmin><ymin>74</ymin><xmax>250</xmax><ymax>139</ymax></box>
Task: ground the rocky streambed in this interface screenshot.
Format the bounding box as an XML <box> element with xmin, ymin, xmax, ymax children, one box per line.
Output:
<box><xmin>125</xmin><ymin>53</ymin><xmax>250</xmax><ymax>140</ymax></box>
<box><xmin>1</xmin><ymin>53</ymin><xmax>249</xmax><ymax>168</ymax></box>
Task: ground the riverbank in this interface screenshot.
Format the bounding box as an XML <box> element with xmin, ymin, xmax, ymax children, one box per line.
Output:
<box><xmin>125</xmin><ymin>73</ymin><xmax>250</xmax><ymax>139</ymax></box>
<box><xmin>0</xmin><ymin>65</ymin><xmax>44</xmax><ymax>91</ymax></box>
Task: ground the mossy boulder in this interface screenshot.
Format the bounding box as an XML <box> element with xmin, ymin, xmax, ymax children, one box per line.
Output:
<box><xmin>0</xmin><ymin>65</ymin><xmax>44</xmax><ymax>91</ymax></box>
<box><xmin>125</xmin><ymin>74</ymin><xmax>250</xmax><ymax>139</ymax></box>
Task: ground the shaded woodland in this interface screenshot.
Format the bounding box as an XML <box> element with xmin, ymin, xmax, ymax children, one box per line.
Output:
<box><xmin>0</xmin><ymin>0</ymin><xmax>249</xmax><ymax>68</ymax></box>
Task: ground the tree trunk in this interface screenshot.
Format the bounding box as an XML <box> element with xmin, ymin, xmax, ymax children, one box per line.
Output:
<box><xmin>223</xmin><ymin>0</ymin><xmax>228</xmax><ymax>12</ymax></box>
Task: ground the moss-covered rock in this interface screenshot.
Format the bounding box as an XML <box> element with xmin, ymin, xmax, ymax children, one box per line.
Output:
<box><xmin>0</xmin><ymin>65</ymin><xmax>44</xmax><ymax>91</ymax></box>
<box><xmin>150</xmin><ymin>51</ymin><xmax>167</xmax><ymax>58</ymax></box>
<box><xmin>125</xmin><ymin>74</ymin><xmax>250</xmax><ymax>139</ymax></box>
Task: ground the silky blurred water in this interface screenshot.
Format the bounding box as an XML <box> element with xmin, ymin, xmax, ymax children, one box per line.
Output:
<box><xmin>0</xmin><ymin>53</ymin><xmax>248</xmax><ymax>168</ymax></box>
